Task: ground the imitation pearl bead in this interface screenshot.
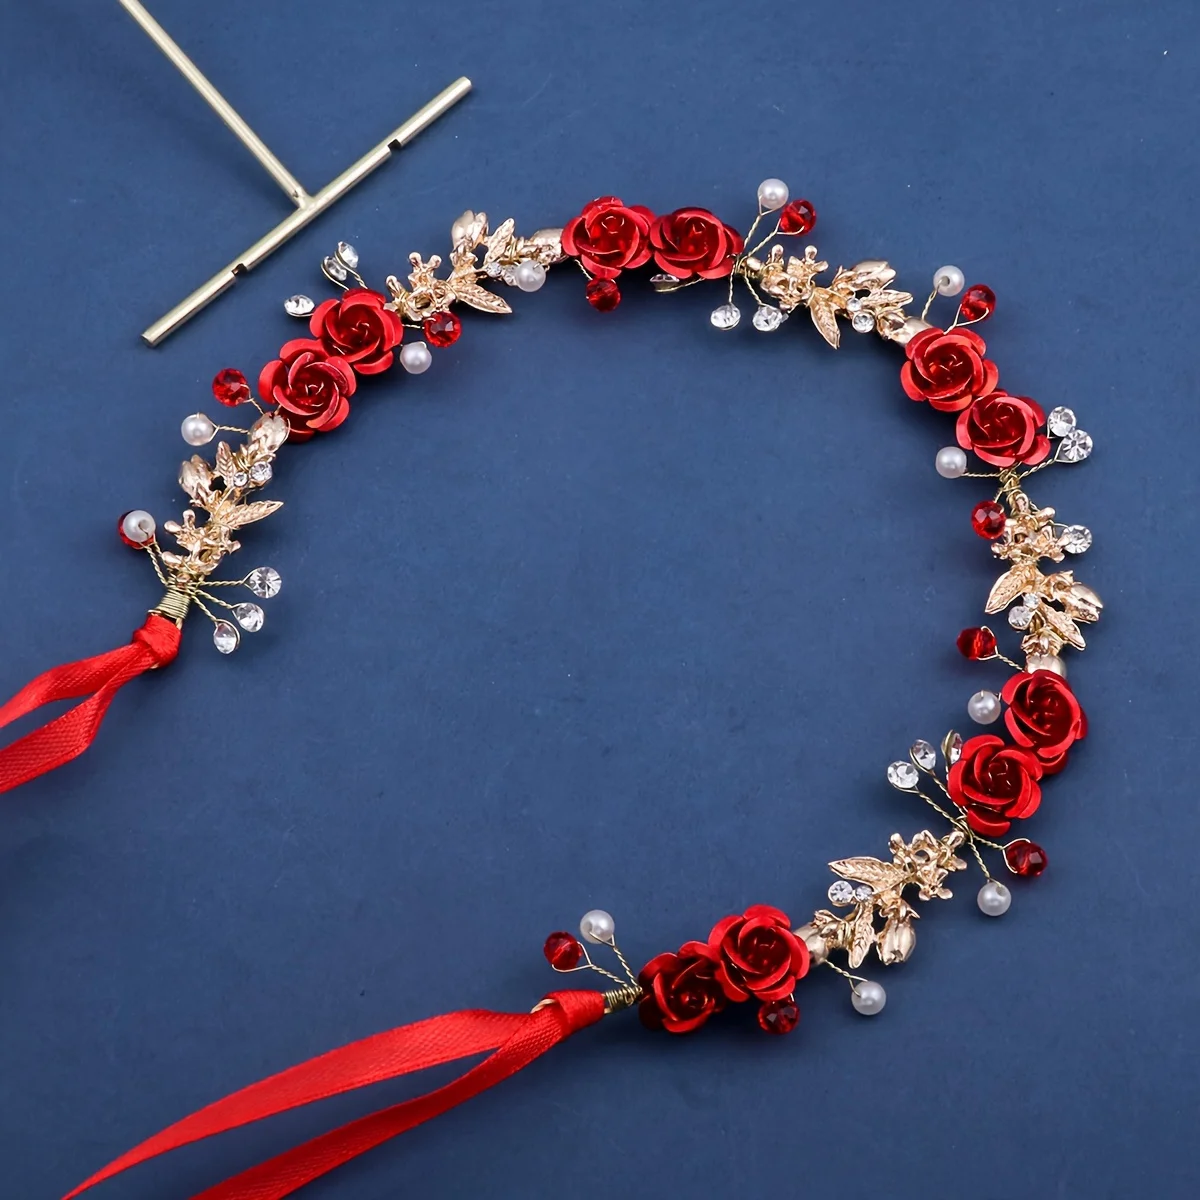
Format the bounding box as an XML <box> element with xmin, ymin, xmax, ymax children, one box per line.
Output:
<box><xmin>968</xmin><ymin>689</ymin><xmax>1002</xmax><ymax>724</ymax></box>
<box><xmin>977</xmin><ymin>880</ymin><xmax>1012</xmax><ymax>916</ymax></box>
<box><xmin>579</xmin><ymin>909</ymin><xmax>615</xmax><ymax>945</ymax></box>
<box><xmin>400</xmin><ymin>341</ymin><xmax>432</xmax><ymax>374</ymax></box>
<box><xmin>513</xmin><ymin>260</ymin><xmax>546</xmax><ymax>292</ymax></box>
<box><xmin>119</xmin><ymin>509</ymin><xmax>156</xmax><ymax>546</ymax></box>
<box><xmin>181</xmin><ymin>412</ymin><xmax>217</xmax><ymax>446</ymax></box>
<box><xmin>851</xmin><ymin>980</ymin><xmax>887</xmax><ymax>1016</ymax></box>
<box><xmin>933</xmin><ymin>265</ymin><xmax>965</xmax><ymax>296</ymax></box>
<box><xmin>935</xmin><ymin>446</ymin><xmax>968</xmax><ymax>478</ymax></box>
<box><xmin>1027</xmin><ymin>653</ymin><xmax>1067</xmax><ymax>678</ymax></box>
<box><xmin>756</xmin><ymin>178</ymin><xmax>790</xmax><ymax>211</ymax></box>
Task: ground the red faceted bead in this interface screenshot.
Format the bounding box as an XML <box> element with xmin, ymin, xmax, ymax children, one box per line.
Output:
<box><xmin>970</xmin><ymin>499</ymin><xmax>1006</xmax><ymax>539</ymax></box>
<box><xmin>956</xmin><ymin>626</ymin><xmax>997</xmax><ymax>661</ymax></box>
<box><xmin>212</xmin><ymin>368</ymin><xmax>251</xmax><ymax>408</ymax></box>
<box><xmin>778</xmin><ymin>199</ymin><xmax>816</xmax><ymax>235</ymax></box>
<box><xmin>1004</xmin><ymin>839</ymin><xmax>1048</xmax><ymax>878</ymax></box>
<box><xmin>585</xmin><ymin>278</ymin><xmax>621</xmax><ymax>312</ymax></box>
<box><xmin>424</xmin><ymin>312</ymin><xmax>462</xmax><ymax>348</ymax></box>
<box><xmin>543</xmin><ymin>931</ymin><xmax>584</xmax><ymax>971</ymax></box>
<box><xmin>757</xmin><ymin>998</ymin><xmax>800</xmax><ymax>1035</ymax></box>
<box><xmin>959</xmin><ymin>284</ymin><xmax>996</xmax><ymax>323</ymax></box>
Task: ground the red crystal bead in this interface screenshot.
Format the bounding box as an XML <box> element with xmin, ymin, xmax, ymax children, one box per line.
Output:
<box><xmin>959</xmin><ymin>284</ymin><xmax>996</xmax><ymax>322</ymax></box>
<box><xmin>543</xmin><ymin>931</ymin><xmax>584</xmax><ymax>971</ymax></box>
<box><xmin>424</xmin><ymin>312</ymin><xmax>462</xmax><ymax>348</ymax></box>
<box><xmin>757</xmin><ymin>998</ymin><xmax>800</xmax><ymax>1035</ymax></box>
<box><xmin>778</xmin><ymin>199</ymin><xmax>816</xmax><ymax>235</ymax></box>
<box><xmin>585</xmin><ymin>278</ymin><xmax>621</xmax><ymax>312</ymax></box>
<box><xmin>212</xmin><ymin>368</ymin><xmax>251</xmax><ymax>408</ymax></box>
<box><xmin>970</xmin><ymin>499</ymin><xmax>1006</xmax><ymax>539</ymax></box>
<box><xmin>1004</xmin><ymin>839</ymin><xmax>1048</xmax><ymax>878</ymax></box>
<box><xmin>956</xmin><ymin>627</ymin><xmax>997</xmax><ymax>661</ymax></box>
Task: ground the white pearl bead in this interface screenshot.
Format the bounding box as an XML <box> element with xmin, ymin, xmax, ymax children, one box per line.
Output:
<box><xmin>977</xmin><ymin>880</ymin><xmax>1012</xmax><ymax>916</ymax></box>
<box><xmin>181</xmin><ymin>413</ymin><xmax>216</xmax><ymax>446</ymax></box>
<box><xmin>934</xmin><ymin>265</ymin><xmax>965</xmax><ymax>296</ymax></box>
<box><xmin>935</xmin><ymin>446</ymin><xmax>968</xmax><ymax>478</ymax></box>
<box><xmin>121</xmin><ymin>509</ymin><xmax>156</xmax><ymax>545</ymax></box>
<box><xmin>579</xmin><ymin>909</ymin><xmax>615</xmax><ymax>945</ymax></box>
<box><xmin>851</xmin><ymin>980</ymin><xmax>887</xmax><ymax>1016</ymax></box>
<box><xmin>757</xmin><ymin>177</ymin><xmax>789</xmax><ymax>211</ymax></box>
<box><xmin>513</xmin><ymin>260</ymin><xmax>546</xmax><ymax>292</ymax></box>
<box><xmin>968</xmin><ymin>689</ymin><xmax>1002</xmax><ymax>724</ymax></box>
<box><xmin>1026</xmin><ymin>653</ymin><xmax>1067</xmax><ymax>678</ymax></box>
<box><xmin>400</xmin><ymin>341</ymin><xmax>432</xmax><ymax>374</ymax></box>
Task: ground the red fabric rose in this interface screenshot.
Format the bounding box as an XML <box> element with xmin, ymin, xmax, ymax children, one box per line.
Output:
<box><xmin>1001</xmin><ymin>670</ymin><xmax>1087</xmax><ymax>774</ymax></box>
<box><xmin>561</xmin><ymin>196</ymin><xmax>655</xmax><ymax>279</ymax></box>
<box><xmin>638</xmin><ymin>942</ymin><xmax>726</xmax><ymax>1034</ymax></box>
<box><xmin>956</xmin><ymin>392</ymin><xmax>1051</xmax><ymax>467</ymax></box>
<box><xmin>649</xmin><ymin>208</ymin><xmax>744</xmax><ymax>280</ymax></box>
<box><xmin>948</xmin><ymin>735</ymin><xmax>1044</xmax><ymax>836</ymax></box>
<box><xmin>900</xmin><ymin>327</ymin><xmax>1000</xmax><ymax>413</ymax></box>
<box><xmin>258</xmin><ymin>339</ymin><xmax>357</xmax><ymax>442</ymax></box>
<box><xmin>309</xmin><ymin>288</ymin><xmax>404</xmax><ymax>375</ymax></box>
<box><xmin>708</xmin><ymin>904</ymin><xmax>809</xmax><ymax>1003</ymax></box>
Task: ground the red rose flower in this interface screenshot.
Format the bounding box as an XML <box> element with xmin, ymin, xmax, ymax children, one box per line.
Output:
<box><xmin>708</xmin><ymin>904</ymin><xmax>809</xmax><ymax>1003</ymax></box>
<box><xmin>638</xmin><ymin>942</ymin><xmax>726</xmax><ymax>1034</ymax></box>
<box><xmin>649</xmin><ymin>208</ymin><xmax>744</xmax><ymax>280</ymax></box>
<box><xmin>948</xmin><ymin>735</ymin><xmax>1044</xmax><ymax>836</ymax></box>
<box><xmin>309</xmin><ymin>288</ymin><xmax>404</xmax><ymax>375</ymax></box>
<box><xmin>900</xmin><ymin>327</ymin><xmax>999</xmax><ymax>413</ymax></box>
<box><xmin>561</xmin><ymin>196</ymin><xmax>655</xmax><ymax>279</ymax></box>
<box><xmin>1001</xmin><ymin>670</ymin><xmax>1087</xmax><ymax>774</ymax></box>
<box><xmin>258</xmin><ymin>339</ymin><xmax>357</xmax><ymax>442</ymax></box>
<box><xmin>956</xmin><ymin>392</ymin><xmax>1051</xmax><ymax>467</ymax></box>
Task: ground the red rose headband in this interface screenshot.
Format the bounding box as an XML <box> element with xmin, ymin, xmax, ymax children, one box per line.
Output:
<box><xmin>4</xmin><ymin>182</ymin><xmax>1098</xmax><ymax>1199</ymax></box>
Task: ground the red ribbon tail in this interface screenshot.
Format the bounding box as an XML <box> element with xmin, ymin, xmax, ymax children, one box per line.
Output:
<box><xmin>0</xmin><ymin>614</ymin><xmax>181</xmax><ymax>795</ymax></box>
<box><xmin>64</xmin><ymin>990</ymin><xmax>605</xmax><ymax>1200</ymax></box>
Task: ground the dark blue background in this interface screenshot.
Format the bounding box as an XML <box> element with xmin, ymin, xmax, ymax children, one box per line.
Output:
<box><xmin>1</xmin><ymin>2</ymin><xmax>1197</xmax><ymax>1197</ymax></box>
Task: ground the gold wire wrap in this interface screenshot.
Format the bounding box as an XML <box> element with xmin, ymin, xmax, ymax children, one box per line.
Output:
<box><xmin>150</xmin><ymin>587</ymin><xmax>192</xmax><ymax>625</ymax></box>
<box><xmin>602</xmin><ymin>984</ymin><xmax>642</xmax><ymax>1015</ymax></box>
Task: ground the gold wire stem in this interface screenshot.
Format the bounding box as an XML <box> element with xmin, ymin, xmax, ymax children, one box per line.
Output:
<box><xmin>823</xmin><ymin>960</ymin><xmax>868</xmax><ymax>987</ymax></box>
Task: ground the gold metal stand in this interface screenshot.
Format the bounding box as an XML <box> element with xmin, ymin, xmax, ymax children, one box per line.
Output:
<box><xmin>118</xmin><ymin>0</ymin><xmax>471</xmax><ymax>345</ymax></box>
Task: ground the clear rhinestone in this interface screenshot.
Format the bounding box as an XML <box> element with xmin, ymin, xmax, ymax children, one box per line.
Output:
<box><xmin>283</xmin><ymin>294</ymin><xmax>315</xmax><ymax>318</ymax></box>
<box><xmin>212</xmin><ymin>620</ymin><xmax>240</xmax><ymax>654</ymax></box>
<box><xmin>1057</xmin><ymin>429</ymin><xmax>1093</xmax><ymax>463</ymax></box>
<box><xmin>484</xmin><ymin>260</ymin><xmax>503</xmax><ymax>277</ymax></box>
<box><xmin>828</xmin><ymin>880</ymin><xmax>856</xmax><ymax>906</ymax></box>
<box><xmin>230</xmin><ymin>471</ymin><xmax>250</xmax><ymax>489</ymax></box>
<box><xmin>1022</xmin><ymin>593</ymin><xmax>1041</xmax><ymax>609</ymax></box>
<box><xmin>322</xmin><ymin>255</ymin><xmax>348</xmax><ymax>282</ymax></box>
<box><xmin>246</xmin><ymin>566</ymin><xmax>282</xmax><ymax>599</ymax></box>
<box><xmin>1008</xmin><ymin>605</ymin><xmax>1034</xmax><ymax>630</ymax></box>
<box><xmin>1047</xmin><ymin>406</ymin><xmax>1076</xmax><ymax>436</ymax></box>
<box><xmin>910</xmin><ymin>739</ymin><xmax>937</xmax><ymax>771</ymax></box>
<box><xmin>846</xmin><ymin>296</ymin><xmax>862</xmax><ymax>312</ymax></box>
<box><xmin>944</xmin><ymin>731</ymin><xmax>964</xmax><ymax>764</ymax></box>
<box><xmin>336</xmin><ymin>241</ymin><xmax>359</xmax><ymax>269</ymax></box>
<box><xmin>887</xmin><ymin>761</ymin><xmax>919</xmax><ymax>790</ymax></box>
<box><xmin>249</xmin><ymin>462</ymin><xmax>273</xmax><ymax>485</ymax></box>
<box><xmin>233</xmin><ymin>602</ymin><xmax>264</xmax><ymax>632</ymax></box>
<box><xmin>751</xmin><ymin>305</ymin><xmax>785</xmax><ymax>332</ymax></box>
<box><xmin>710</xmin><ymin>303</ymin><xmax>741</xmax><ymax>330</ymax></box>
<box><xmin>1060</xmin><ymin>524</ymin><xmax>1092</xmax><ymax>553</ymax></box>
<box><xmin>501</xmin><ymin>267</ymin><xmax>517</xmax><ymax>286</ymax></box>
<box><xmin>853</xmin><ymin>884</ymin><xmax>875</xmax><ymax>903</ymax></box>
<box><xmin>851</xmin><ymin>311</ymin><xmax>876</xmax><ymax>333</ymax></box>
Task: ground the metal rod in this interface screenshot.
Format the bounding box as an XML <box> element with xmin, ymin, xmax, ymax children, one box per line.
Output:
<box><xmin>118</xmin><ymin>0</ymin><xmax>311</xmax><ymax>206</ymax></box>
<box><xmin>140</xmin><ymin>76</ymin><xmax>473</xmax><ymax>345</ymax></box>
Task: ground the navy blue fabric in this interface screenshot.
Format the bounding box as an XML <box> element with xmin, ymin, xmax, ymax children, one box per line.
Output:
<box><xmin>1</xmin><ymin>2</ymin><xmax>1197</xmax><ymax>1196</ymax></box>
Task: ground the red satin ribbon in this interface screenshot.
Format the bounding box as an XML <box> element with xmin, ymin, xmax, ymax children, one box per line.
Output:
<box><xmin>65</xmin><ymin>989</ymin><xmax>605</xmax><ymax>1200</ymax></box>
<box><xmin>0</xmin><ymin>614</ymin><xmax>181</xmax><ymax>795</ymax></box>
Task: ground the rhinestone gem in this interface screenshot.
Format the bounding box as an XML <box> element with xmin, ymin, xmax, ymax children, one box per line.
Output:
<box><xmin>246</xmin><ymin>567</ymin><xmax>282</xmax><ymax>599</ymax></box>
<box><xmin>501</xmin><ymin>267</ymin><xmax>517</xmax><ymax>286</ymax></box>
<box><xmin>1008</xmin><ymin>605</ymin><xmax>1034</xmax><ymax>630</ymax></box>
<box><xmin>424</xmin><ymin>312</ymin><xmax>461</xmax><ymax>348</ymax></box>
<box><xmin>484</xmin><ymin>260</ymin><xmax>503</xmax><ymax>277</ymax></box>
<box><xmin>957</xmin><ymin>627</ymin><xmax>997</xmax><ymax>660</ymax></box>
<box><xmin>336</xmin><ymin>241</ymin><xmax>359</xmax><ymax>269</ymax></box>
<box><xmin>828</xmin><ymin>880</ymin><xmax>856</xmax><ymax>906</ymax></box>
<box><xmin>233</xmin><ymin>602</ymin><xmax>264</xmax><ymax>632</ymax></box>
<box><xmin>1060</xmin><ymin>524</ymin><xmax>1092</xmax><ymax>554</ymax></box>
<box><xmin>249</xmin><ymin>462</ymin><xmax>273</xmax><ymax>485</ymax></box>
<box><xmin>751</xmin><ymin>305</ymin><xmax>784</xmax><ymax>332</ymax></box>
<box><xmin>970</xmin><ymin>499</ymin><xmax>1007</xmax><ymax>539</ymax></box>
<box><xmin>230</xmin><ymin>471</ymin><xmax>250</xmax><ymax>489</ymax></box>
<box><xmin>322</xmin><ymin>255</ymin><xmax>348</xmax><ymax>282</ymax></box>
<box><xmin>853</xmin><ymin>884</ymin><xmax>874</xmax><ymax>903</ymax></box>
<box><xmin>212</xmin><ymin>368</ymin><xmax>251</xmax><ymax>408</ymax></box>
<box><xmin>1057</xmin><ymin>429</ymin><xmax>1093</xmax><ymax>462</ymax></box>
<box><xmin>710</xmin><ymin>303</ymin><xmax>741</xmax><ymax>330</ymax></box>
<box><xmin>1005</xmin><ymin>839</ymin><xmax>1048</xmax><ymax>878</ymax></box>
<box><xmin>944</xmin><ymin>732</ymin><xmax>964</xmax><ymax>764</ymax></box>
<box><xmin>283</xmin><ymin>294</ymin><xmax>315</xmax><ymax>318</ymax></box>
<box><xmin>213</xmin><ymin>621</ymin><xmax>240</xmax><ymax>654</ymax></box>
<box><xmin>778</xmin><ymin>198</ymin><xmax>816</xmax><ymax>235</ymax></box>
<box><xmin>910</xmin><ymin>739</ymin><xmax>937</xmax><ymax>771</ymax></box>
<box><xmin>851</xmin><ymin>311</ymin><xmax>875</xmax><ymax>333</ymax></box>
<box><xmin>959</xmin><ymin>284</ymin><xmax>996</xmax><ymax>322</ymax></box>
<box><xmin>585</xmin><ymin>279</ymin><xmax>621</xmax><ymax>311</ymax></box>
<box><xmin>543</xmin><ymin>931</ymin><xmax>584</xmax><ymax>971</ymax></box>
<box><xmin>757</xmin><ymin>998</ymin><xmax>800</xmax><ymax>1034</ymax></box>
<box><xmin>1047</xmin><ymin>406</ymin><xmax>1077</xmax><ymax>436</ymax></box>
<box><xmin>887</xmin><ymin>761</ymin><xmax>919</xmax><ymax>790</ymax></box>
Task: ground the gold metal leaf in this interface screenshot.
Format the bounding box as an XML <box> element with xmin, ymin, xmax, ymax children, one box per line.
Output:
<box><xmin>808</xmin><ymin>290</ymin><xmax>841</xmax><ymax>347</ymax></box>
<box><xmin>248</xmin><ymin>413</ymin><xmax>289</xmax><ymax>457</ymax></box>
<box><xmin>224</xmin><ymin>499</ymin><xmax>283</xmax><ymax>529</ymax></box>
<box><xmin>1042</xmin><ymin>605</ymin><xmax>1086</xmax><ymax>650</ymax></box>
<box><xmin>179</xmin><ymin>457</ymin><xmax>214</xmax><ymax>504</ymax></box>
<box><xmin>484</xmin><ymin>217</ymin><xmax>515</xmax><ymax>262</ymax></box>
<box><xmin>876</xmin><ymin>918</ymin><xmax>916</xmax><ymax>965</ymax></box>
<box><xmin>214</xmin><ymin>442</ymin><xmax>238</xmax><ymax>481</ymax></box>
<box><xmin>985</xmin><ymin>566</ymin><xmax>1031</xmax><ymax>614</ymax></box>
<box><xmin>848</xmin><ymin>903</ymin><xmax>876</xmax><ymax>969</ymax></box>
<box><xmin>828</xmin><ymin>857</ymin><xmax>907</xmax><ymax>892</ymax></box>
<box><xmin>452</xmin><ymin>280</ymin><xmax>512</xmax><ymax>315</ymax></box>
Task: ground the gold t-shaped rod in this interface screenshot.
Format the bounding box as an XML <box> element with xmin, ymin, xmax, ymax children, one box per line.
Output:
<box><xmin>117</xmin><ymin>0</ymin><xmax>471</xmax><ymax>345</ymax></box>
